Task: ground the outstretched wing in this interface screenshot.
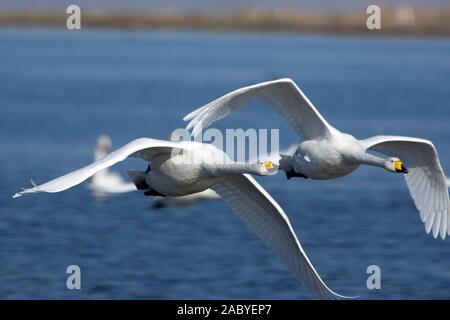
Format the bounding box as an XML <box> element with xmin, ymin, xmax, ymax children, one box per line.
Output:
<box><xmin>184</xmin><ymin>78</ymin><xmax>332</xmax><ymax>140</ymax></box>
<box><xmin>13</xmin><ymin>138</ymin><xmax>180</xmax><ymax>198</ymax></box>
<box><xmin>361</xmin><ymin>135</ymin><xmax>450</xmax><ymax>239</ymax></box>
<box><xmin>213</xmin><ymin>174</ymin><xmax>352</xmax><ymax>299</ymax></box>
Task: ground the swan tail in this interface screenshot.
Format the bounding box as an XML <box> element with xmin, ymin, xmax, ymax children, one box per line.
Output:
<box><xmin>127</xmin><ymin>170</ymin><xmax>148</xmax><ymax>190</ymax></box>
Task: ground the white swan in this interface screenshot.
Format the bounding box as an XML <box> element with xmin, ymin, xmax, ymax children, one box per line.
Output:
<box><xmin>13</xmin><ymin>137</ymin><xmax>347</xmax><ymax>299</ymax></box>
<box><xmin>88</xmin><ymin>135</ymin><xmax>137</xmax><ymax>194</ymax></box>
<box><xmin>152</xmin><ymin>189</ymin><xmax>220</xmax><ymax>209</ymax></box>
<box><xmin>184</xmin><ymin>78</ymin><xmax>450</xmax><ymax>239</ymax></box>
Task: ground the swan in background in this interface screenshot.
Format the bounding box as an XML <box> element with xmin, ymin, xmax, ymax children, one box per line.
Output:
<box><xmin>152</xmin><ymin>189</ymin><xmax>220</xmax><ymax>209</ymax></box>
<box><xmin>13</xmin><ymin>137</ymin><xmax>346</xmax><ymax>299</ymax></box>
<box><xmin>88</xmin><ymin>135</ymin><xmax>136</xmax><ymax>195</ymax></box>
<box><xmin>184</xmin><ymin>78</ymin><xmax>450</xmax><ymax>239</ymax></box>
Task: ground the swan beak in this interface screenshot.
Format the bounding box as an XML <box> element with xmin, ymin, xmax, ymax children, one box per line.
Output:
<box><xmin>394</xmin><ymin>161</ymin><xmax>409</xmax><ymax>174</ymax></box>
<box><xmin>262</xmin><ymin>161</ymin><xmax>279</xmax><ymax>175</ymax></box>
<box><xmin>263</xmin><ymin>161</ymin><xmax>274</xmax><ymax>169</ymax></box>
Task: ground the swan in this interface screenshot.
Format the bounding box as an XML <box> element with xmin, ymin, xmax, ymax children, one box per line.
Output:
<box><xmin>13</xmin><ymin>137</ymin><xmax>348</xmax><ymax>299</ymax></box>
<box><xmin>184</xmin><ymin>78</ymin><xmax>450</xmax><ymax>239</ymax></box>
<box><xmin>88</xmin><ymin>135</ymin><xmax>137</xmax><ymax>194</ymax></box>
<box><xmin>152</xmin><ymin>189</ymin><xmax>220</xmax><ymax>209</ymax></box>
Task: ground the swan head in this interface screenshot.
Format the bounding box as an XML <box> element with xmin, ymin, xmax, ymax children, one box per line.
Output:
<box><xmin>384</xmin><ymin>157</ymin><xmax>408</xmax><ymax>174</ymax></box>
<box><xmin>257</xmin><ymin>161</ymin><xmax>279</xmax><ymax>176</ymax></box>
<box><xmin>97</xmin><ymin>135</ymin><xmax>112</xmax><ymax>152</ymax></box>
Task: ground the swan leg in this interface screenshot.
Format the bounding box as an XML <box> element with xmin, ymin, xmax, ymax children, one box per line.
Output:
<box><xmin>129</xmin><ymin>165</ymin><xmax>165</xmax><ymax>197</ymax></box>
<box><xmin>135</xmin><ymin>180</ymin><xmax>149</xmax><ymax>190</ymax></box>
<box><xmin>285</xmin><ymin>170</ymin><xmax>308</xmax><ymax>180</ymax></box>
<box><xmin>128</xmin><ymin>170</ymin><xmax>149</xmax><ymax>190</ymax></box>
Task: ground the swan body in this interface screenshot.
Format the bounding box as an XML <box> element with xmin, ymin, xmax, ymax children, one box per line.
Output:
<box><xmin>13</xmin><ymin>137</ymin><xmax>346</xmax><ymax>299</ymax></box>
<box><xmin>184</xmin><ymin>78</ymin><xmax>450</xmax><ymax>239</ymax></box>
<box><xmin>290</xmin><ymin>130</ymin><xmax>362</xmax><ymax>180</ymax></box>
<box><xmin>143</xmin><ymin>142</ymin><xmax>228</xmax><ymax>196</ymax></box>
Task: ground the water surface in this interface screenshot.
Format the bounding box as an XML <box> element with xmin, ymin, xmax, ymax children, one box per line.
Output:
<box><xmin>1</xmin><ymin>28</ymin><xmax>450</xmax><ymax>299</ymax></box>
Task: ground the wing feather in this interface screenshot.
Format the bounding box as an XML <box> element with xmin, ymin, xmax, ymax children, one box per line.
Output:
<box><xmin>13</xmin><ymin>138</ymin><xmax>180</xmax><ymax>198</ymax></box>
<box><xmin>213</xmin><ymin>174</ymin><xmax>352</xmax><ymax>299</ymax></box>
<box><xmin>184</xmin><ymin>78</ymin><xmax>332</xmax><ymax>141</ymax></box>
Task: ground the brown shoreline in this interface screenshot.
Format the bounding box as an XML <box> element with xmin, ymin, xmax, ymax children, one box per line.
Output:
<box><xmin>1</xmin><ymin>8</ymin><xmax>450</xmax><ymax>36</ymax></box>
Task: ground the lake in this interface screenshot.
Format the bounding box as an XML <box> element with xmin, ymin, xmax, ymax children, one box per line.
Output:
<box><xmin>0</xmin><ymin>27</ymin><xmax>449</xmax><ymax>299</ymax></box>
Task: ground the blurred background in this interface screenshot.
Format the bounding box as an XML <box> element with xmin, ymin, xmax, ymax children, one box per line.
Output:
<box><xmin>0</xmin><ymin>0</ymin><xmax>449</xmax><ymax>299</ymax></box>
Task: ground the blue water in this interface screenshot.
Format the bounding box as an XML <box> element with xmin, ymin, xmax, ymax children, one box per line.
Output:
<box><xmin>1</xmin><ymin>27</ymin><xmax>450</xmax><ymax>299</ymax></box>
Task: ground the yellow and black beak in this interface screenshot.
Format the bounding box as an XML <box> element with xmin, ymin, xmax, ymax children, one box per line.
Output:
<box><xmin>394</xmin><ymin>161</ymin><xmax>409</xmax><ymax>174</ymax></box>
<box><xmin>262</xmin><ymin>161</ymin><xmax>279</xmax><ymax>175</ymax></box>
<box><xmin>263</xmin><ymin>161</ymin><xmax>274</xmax><ymax>169</ymax></box>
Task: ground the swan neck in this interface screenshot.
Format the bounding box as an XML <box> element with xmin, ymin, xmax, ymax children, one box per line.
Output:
<box><xmin>360</xmin><ymin>153</ymin><xmax>385</xmax><ymax>168</ymax></box>
<box><xmin>94</xmin><ymin>148</ymin><xmax>109</xmax><ymax>175</ymax></box>
<box><xmin>208</xmin><ymin>163</ymin><xmax>262</xmax><ymax>176</ymax></box>
<box><xmin>95</xmin><ymin>147</ymin><xmax>108</xmax><ymax>161</ymax></box>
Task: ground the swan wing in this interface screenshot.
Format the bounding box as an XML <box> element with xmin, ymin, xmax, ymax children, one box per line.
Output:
<box><xmin>213</xmin><ymin>174</ymin><xmax>351</xmax><ymax>299</ymax></box>
<box><xmin>184</xmin><ymin>78</ymin><xmax>332</xmax><ymax>140</ymax></box>
<box><xmin>361</xmin><ymin>135</ymin><xmax>450</xmax><ymax>239</ymax></box>
<box><xmin>13</xmin><ymin>138</ymin><xmax>180</xmax><ymax>198</ymax></box>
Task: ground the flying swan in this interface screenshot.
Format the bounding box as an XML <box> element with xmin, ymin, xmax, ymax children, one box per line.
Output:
<box><xmin>184</xmin><ymin>78</ymin><xmax>450</xmax><ymax>239</ymax></box>
<box><xmin>13</xmin><ymin>137</ymin><xmax>348</xmax><ymax>299</ymax></box>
